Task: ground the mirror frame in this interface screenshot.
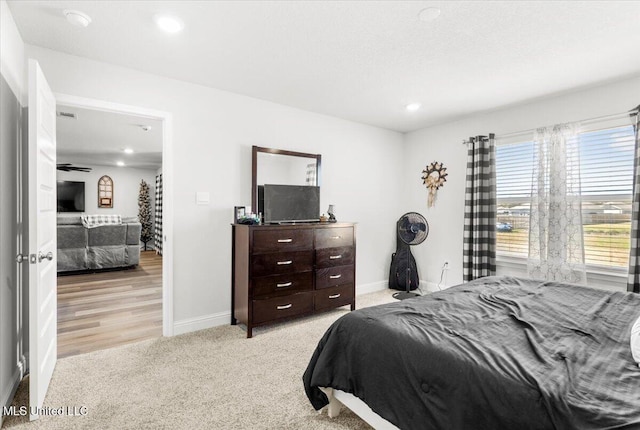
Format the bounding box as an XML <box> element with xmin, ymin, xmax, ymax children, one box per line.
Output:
<box><xmin>252</xmin><ymin>145</ymin><xmax>322</xmax><ymax>213</ymax></box>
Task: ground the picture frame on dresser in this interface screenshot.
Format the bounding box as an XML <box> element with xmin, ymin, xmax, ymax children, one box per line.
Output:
<box><xmin>234</xmin><ymin>206</ymin><xmax>246</xmax><ymax>224</ymax></box>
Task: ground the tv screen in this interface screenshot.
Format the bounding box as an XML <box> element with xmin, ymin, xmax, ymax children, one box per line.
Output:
<box><xmin>57</xmin><ymin>181</ymin><xmax>85</xmax><ymax>212</ymax></box>
<box><xmin>263</xmin><ymin>184</ymin><xmax>320</xmax><ymax>224</ymax></box>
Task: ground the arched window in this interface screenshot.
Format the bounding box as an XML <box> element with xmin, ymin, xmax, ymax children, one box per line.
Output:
<box><xmin>98</xmin><ymin>175</ymin><xmax>114</xmax><ymax>208</ymax></box>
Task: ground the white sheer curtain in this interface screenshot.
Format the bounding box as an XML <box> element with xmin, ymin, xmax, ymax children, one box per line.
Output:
<box><xmin>628</xmin><ymin>105</ymin><xmax>640</xmax><ymax>293</ymax></box>
<box><xmin>527</xmin><ymin>123</ymin><xmax>587</xmax><ymax>284</ymax></box>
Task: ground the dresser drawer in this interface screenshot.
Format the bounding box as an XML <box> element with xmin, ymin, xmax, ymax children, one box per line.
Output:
<box><xmin>252</xmin><ymin>292</ymin><xmax>313</xmax><ymax>324</ymax></box>
<box><xmin>314</xmin><ymin>284</ymin><xmax>354</xmax><ymax>311</ymax></box>
<box><xmin>253</xmin><ymin>271</ymin><xmax>313</xmax><ymax>298</ymax></box>
<box><xmin>253</xmin><ymin>229</ymin><xmax>313</xmax><ymax>253</ymax></box>
<box><xmin>315</xmin><ymin>265</ymin><xmax>355</xmax><ymax>289</ymax></box>
<box><xmin>251</xmin><ymin>251</ymin><xmax>313</xmax><ymax>277</ymax></box>
<box><xmin>316</xmin><ymin>246</ymin><xmax>354</xmax><ymax>268</ymax></box>
<box><xmin>315</xmin><ymin>227</ymin><xmax>354</xmax><ymax>249</ymax></box>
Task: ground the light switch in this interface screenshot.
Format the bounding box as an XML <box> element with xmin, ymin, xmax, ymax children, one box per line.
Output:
<box><xmin>196</xmin><ymin>192</ymin><xmax>210</xmax><ymax>205</ymax></box>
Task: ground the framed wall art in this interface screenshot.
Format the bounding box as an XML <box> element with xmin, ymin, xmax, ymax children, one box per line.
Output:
<box><xmin>98</xmin><ymin>175</ymin><xmax>114</xmax><ymax>208</ymax></box>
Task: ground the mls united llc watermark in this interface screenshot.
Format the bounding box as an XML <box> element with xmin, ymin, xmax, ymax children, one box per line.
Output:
<box><xmin>3</xmin><ymin>405</ymin><xmax>88</xmax><ymax>416</ymax></box>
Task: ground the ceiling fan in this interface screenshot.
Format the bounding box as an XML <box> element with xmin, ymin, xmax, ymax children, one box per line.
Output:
<box><xmin>56</xmin><ymin>163</ymin><xmax>92</xmax><ymax>172</ymax></box>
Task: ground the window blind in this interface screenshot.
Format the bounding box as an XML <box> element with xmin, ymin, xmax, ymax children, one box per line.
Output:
<box><xmin>495</xmin><ymin>125</ymin><xmax>635</xmax><ymax>268</ymax></box>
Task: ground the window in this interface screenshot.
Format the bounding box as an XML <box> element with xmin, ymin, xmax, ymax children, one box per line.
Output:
<box><xmin>496</xmin><ymin>125</ymin><xmax>635</xmax><ymax>269</ymax></box>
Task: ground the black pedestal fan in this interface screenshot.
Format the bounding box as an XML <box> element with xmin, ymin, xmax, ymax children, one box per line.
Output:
<box><xmin>389</xmin><ymin>212</ymin><xmax>429</xmax><ymax>300</ymax></box>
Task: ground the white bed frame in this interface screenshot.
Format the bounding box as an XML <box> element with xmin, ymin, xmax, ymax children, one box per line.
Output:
<box><xmin>319</xmin><ymin>387</ymin><xmax>400</xmax><ymax>430</ymax></box>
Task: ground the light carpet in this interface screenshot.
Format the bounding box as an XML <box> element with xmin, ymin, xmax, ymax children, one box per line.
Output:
<box><xmin>3</xmin><ymin>289</ymin><xmax>397</xmax><ymax>430</ymax></box>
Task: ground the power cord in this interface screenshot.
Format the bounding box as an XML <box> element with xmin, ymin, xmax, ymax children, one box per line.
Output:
<box><xmin>436</xmin><ymin>262</ymin><xmax>449</xmax><ymax>291</ymax></box>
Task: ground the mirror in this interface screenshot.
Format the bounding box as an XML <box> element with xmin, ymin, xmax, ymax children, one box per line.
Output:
<box><xmin>252</xmin><ymin>146</ymin><xmax>321</xmax><ymax>213</ymax></box>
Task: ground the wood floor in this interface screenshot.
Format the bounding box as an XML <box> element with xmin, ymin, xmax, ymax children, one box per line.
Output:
<box><xmin>57</xmin><ymin>250</ymin><xmax>162</xmax><ymax>358</ymax></box>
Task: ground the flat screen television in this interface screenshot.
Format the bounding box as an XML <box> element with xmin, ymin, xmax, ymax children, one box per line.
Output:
<box><xmin>262</xmin><ymin>184</ymin><xmax>320</xmax><ymax>224</ymax></box>
<box><xmin>57</xmin><ymin>180</ymin><xmax>85</xmax><ymax>213</ymax></box>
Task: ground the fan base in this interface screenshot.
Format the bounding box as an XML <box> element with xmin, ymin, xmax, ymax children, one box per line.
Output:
<box><xmin>392</xmin><ymin>291</ymin><xmax>420</xmax><ymax>300</ymax></box>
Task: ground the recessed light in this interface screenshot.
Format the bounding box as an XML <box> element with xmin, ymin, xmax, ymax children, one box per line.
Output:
<box><xmin>419</xmin><ymin>7</ymin><xmax>441</xmax><ymax>22</ymax></box>
<box><xmin>63</xmin><ymin>10</ymin><xmax>92</xmax><ymax>28</ymax></box>
<box><xmin>405</xmin><ymin>103</ymin><xmax>422</xmax><ymax>112</ymax></box>
<box><xmin>116</xmin><ymin>161</ymin><xmax>125</xmax><ymax>167</ymax></box>
<box><xmin>123</xmin><ymin>148</ymin><xmax>134</xmax><ymax>154</ymax></box>
<box><xmin>154</xmin><ymin>14</ymin><xmax>184</xmax><ymax>33</ymax></box>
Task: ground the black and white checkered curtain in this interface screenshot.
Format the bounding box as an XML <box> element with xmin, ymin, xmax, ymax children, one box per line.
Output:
<box><xmin>154</xmin><ymin>173</ymin><xmax>163</xmax><ymax>256</ymax></box>
<box><xmin>627</xmin><ymin>105</ymin><xmax>640</xmax><ymax>293</ymax></box>
<box><xmin>463</xmin><ymin>134</ymin><xmax>497</xmax><ymax>282</ymax></box>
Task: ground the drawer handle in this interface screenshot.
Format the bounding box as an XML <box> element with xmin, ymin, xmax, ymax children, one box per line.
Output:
<box><xmin>329</xmin><ymin>255</ymin><xmax>342</xmax><ymax>260</ymax></box>
<box><xmin>277</xmin><ymin>238</ymin><xmax>293</xmax><ymax>243</ymax></box>
<box><xmin>329</xmin><ymin>293</ymin><xmax>341</xmax><ymax>299</ymax></box>
<box><xmin>330</xmin><ymin>235</ymin><xmax>341</xmax><ymax>240</ymax></box>
<box><xmin>276</xmin><ymin>282</ymin><xmax>293</xmax><ymax>288</ymax></box>
<box><xmin>277</xmin><ymin>260</ymin><xmax>293</xmax><ymax>265</ymax></box>
<box><xmin>329</xmin><ymin>274</ymin><xmax>342</xmax><ymax>279</ymax></box>
<box><xmin>277</xmin><ymin>304</ymin><xmax>293</xmax><ymax>310</ymax></box>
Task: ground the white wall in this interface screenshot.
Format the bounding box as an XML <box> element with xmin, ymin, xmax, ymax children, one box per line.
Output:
<box><xmin>403</xmin><ymin>76</ymin><xmax>640</xmax><ymax>292</ymax></box>
<box><xmin>0</xmin><ymin>73</ymin><xmax>22</xmax><ymax>421</ymax></box>
<box><xmin>25</xmin><ymin>45</ymin><xmax>405</xmax><ymax>328</ymax></box>
<box><xmin>0</xmin><ymin>0</ymin><xmax>24</xmax><ymax>417</ymax></box>
<box><xmin>0</xmin><ymin>0</ymin><xmax>25</xmax><ymax>104</ymax></box>
<box><xmin>56</xmin><ymin>163</ymin><xmax>157</xmax><ymax>220</ymax></box>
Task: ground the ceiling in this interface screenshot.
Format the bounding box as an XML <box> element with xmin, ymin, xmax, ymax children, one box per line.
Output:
<box><xmin>8</xmin><ymin>1</ymin><xmax>640</xmax><ymax>133</ymax></box>
<box><xmin>56</xmin><ymin>105</ymin><xmax>163</xmax><ymax>170</ymax></box>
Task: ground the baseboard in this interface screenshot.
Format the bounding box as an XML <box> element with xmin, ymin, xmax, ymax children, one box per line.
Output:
<box><xmin>21</xmin><ymin>352</ymin><xmax>28</xmax><ymax>375</ymax></box>
<box><xmin>174</xmin><ymin>280</ymin><xmax>440</xmax><ymax>336</ymax></box>
<box><xmin>173</xmin><ymin>311</ymin><xmax>231</xmax><ymax>336</ymax></box>
<box><xmin>421</xmin><ymin>281</ymin><xmax>442</xmax><ymax>293</ymax></box>
<box><xmin>356</xmin><ymin>280</ymin><xmax>389</xmax><ymax>295</ymax></box>
<box><xmin>1</xmin><ymin>364</ymin><xmax>23</xmax><ymax>422</ymax></box>
<box><xmin>358</xmin><ymin>279</ymin><xmax>451</xmax><ymax>296</ymax></box>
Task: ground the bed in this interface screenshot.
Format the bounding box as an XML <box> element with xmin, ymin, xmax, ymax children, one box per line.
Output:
<box><xmin>303</xmin><ymin>276</ymin><xmax>640</xmax><ymax>430</ymax></box>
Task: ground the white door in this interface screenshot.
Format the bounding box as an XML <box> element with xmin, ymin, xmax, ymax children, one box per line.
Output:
<box><xmin>28</xmin><ymin>59</ymin><xmax>57</xmax><ymax>421</ymax></box>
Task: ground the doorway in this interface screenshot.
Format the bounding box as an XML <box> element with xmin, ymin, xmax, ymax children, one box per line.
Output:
<box><xmin>53</xmin><ymin>94</ymin><xmax>174</xmax><ymax>357</ymax></box>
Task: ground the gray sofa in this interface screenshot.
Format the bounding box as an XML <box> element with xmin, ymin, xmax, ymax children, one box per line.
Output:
<box><xmin>57</xmin><ymin>216</ymin><xmax>142</xmax><ymax>272</ymax></box>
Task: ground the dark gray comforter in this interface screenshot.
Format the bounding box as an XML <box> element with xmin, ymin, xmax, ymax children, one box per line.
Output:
<box><xmin>303</xmin><ymin>276</ymin><xmax>640</xmax><ymax>430</ymax></box>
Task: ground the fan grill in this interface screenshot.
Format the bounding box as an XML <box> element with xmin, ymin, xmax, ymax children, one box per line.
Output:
<box><xmin>397</xmin><ymin>212</ymin><xmax>429</xmax><ymax>245</ymax></box>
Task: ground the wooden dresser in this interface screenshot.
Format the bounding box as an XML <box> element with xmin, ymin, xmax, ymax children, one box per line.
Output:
<box><xmin>231</xmin><ymin>223</ymin><xmax>356</xmax><ymax>337</ymax></box>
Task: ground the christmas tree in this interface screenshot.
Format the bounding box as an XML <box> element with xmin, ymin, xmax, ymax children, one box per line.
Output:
<box><xmin>138</xmin><ymin>180</ymin><xmax>153</xmax><ymax>250</ymax></box>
